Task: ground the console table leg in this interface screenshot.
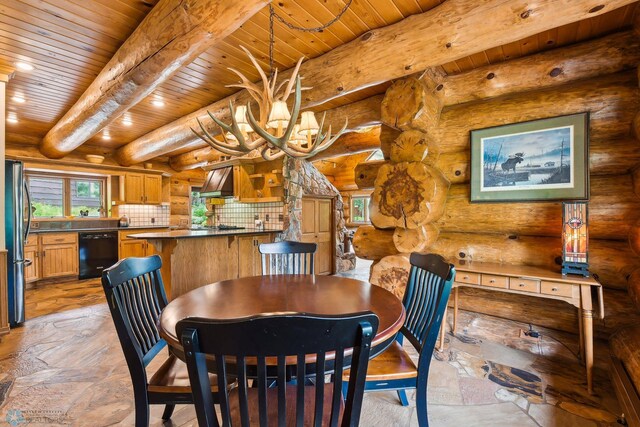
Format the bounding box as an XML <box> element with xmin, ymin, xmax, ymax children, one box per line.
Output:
<box><xmin>583</xmin><ymin>309</ymin><xmax>594</xmax><ymax>394</ymax></box>
<box><xmin>453</xmin><ymin>287</ymin><xmax>459</xmax><ymax>333</ymax></box>
<box><xmin>439</xmin><ymin>305</ymin><xmax>448</xmax><ymax>351</ymax></box>
<box><xmin>578</xmin><ymin>309</ymin><xmax>584</xmax><ymax>364</ymax></box>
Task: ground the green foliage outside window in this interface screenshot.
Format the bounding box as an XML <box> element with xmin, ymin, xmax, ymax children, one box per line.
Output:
<box><xmin>191</xmin><ymin>191</ymin><xmax>208</xmax><ymax>226</ymax></box>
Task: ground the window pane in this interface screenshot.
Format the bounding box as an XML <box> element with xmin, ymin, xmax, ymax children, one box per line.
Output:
<box><xmin>351</xmin><ymin>198</ymin><xmax>366</xmax><ymax>222</ymax></box>
<box><xmin>71</xmin><ymin>179</ymin><xmax>103</xmax><ymax>217</ymax></box>
<box><xmin>191</xmin><ymin>189</ymin><xmax>208</xmax><ymax>226</ymax></box>
<box><xmin>29</xmin><ymin>176</ymin><xmax>64</xmax><ymax>218</ymax></box>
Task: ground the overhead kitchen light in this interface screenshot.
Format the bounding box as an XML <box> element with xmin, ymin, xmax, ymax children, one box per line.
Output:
<box><xmin>6</xmin><ymin>113</ymin><xmax>18</xmax><ymax>123</ymax></box>
<box><xmin>15</xmin><ymin>62</ymin><xmax>34</xmax><ymax>71</ymax></box>
<box><xmin>151</xmin><ymin>98</ymin><xmax>165</xmax><ymax>107</ymax></box>
<box><xmin>102</xmin><ymin>131</ymin><xmax>111</xmax><ymax>140</ymax></box>
<box><xmin>11</xmin><ymin>95</ymin><xmax>25</xmax><ymax>103</ymax></box>
<box><xmin>122</xmin><ymin>114</ymin><xmax>133</xmax><ymax>126</ymax></box>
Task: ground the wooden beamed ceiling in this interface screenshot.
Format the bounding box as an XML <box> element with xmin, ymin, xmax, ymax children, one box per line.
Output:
<box><xmin>1</xmin><ymin>0</ymin><xmax>638</xmax><ymax>166</ymax></box>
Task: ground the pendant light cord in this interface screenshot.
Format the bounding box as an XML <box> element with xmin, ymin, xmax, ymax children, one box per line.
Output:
<box><xmin>268</xmin><ymin>0</ymin><xmax>353</xmax><ymax>75</ymax></box>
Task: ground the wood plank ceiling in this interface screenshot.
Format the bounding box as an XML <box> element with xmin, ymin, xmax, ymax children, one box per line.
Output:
<box><xmin>1</xmin><ymin>0</ymin><xmax>638</xmax><ymax>161</ymax></box>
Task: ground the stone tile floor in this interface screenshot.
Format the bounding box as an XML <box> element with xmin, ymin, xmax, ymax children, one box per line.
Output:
<box><xmin>0</xmin><ymin>264</ymin><xmax>625</xmax><ymax>426</ymax></box>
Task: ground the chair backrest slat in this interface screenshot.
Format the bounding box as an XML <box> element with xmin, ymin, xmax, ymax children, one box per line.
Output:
<box><xmin>102</xmin><ymin>256</ymin><xmax>169</xmax><ymax>382</ymax></box>
<box><xmin>259</xmin><ymin>241</ymin><xmax>317</xmax><ymax>275</ymax></box>
<box><xmin>179</xmin><ymin>313</ymin><xmax>378</xmax><ymax>427</ymax></box>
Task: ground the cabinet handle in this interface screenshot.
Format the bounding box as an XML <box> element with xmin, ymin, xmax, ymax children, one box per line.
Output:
<box><xmin>463</xmin><ymin>276</ymin><xmax>469</xmax><ymax>280</ymax></box>
<box><xmin>552</xmin><ymin>287</ymin><xmax>559</xmax><ymax>292</ymax></box>
<box><xmin>519</xmin><ymin>283</ymin><xmax>526</xmax><ymax>287</ymax></box>
<box><xmin>489</xmin><ymin>279</ymin><xmax>495</xmax><ymax>283</ymax></box>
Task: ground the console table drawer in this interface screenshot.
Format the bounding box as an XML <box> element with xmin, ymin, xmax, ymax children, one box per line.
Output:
<box><xmin>509</xmin><ymin>277</ymin><xmax>540</xmax><ymax>293</ymax></box>
<box><xmin>481</xmin><ymin>274</ymin><xmax>508</xmax><ymax>289</ymax></box>
<box><xmin>541</xmin><ymin>281</ymin><xmax>574</xmax><ymax>298</ymax></box>
<box><xmin>458</xmin><ymin>272</ymin><xmax>481</xmax><ymax>285</ymax></box>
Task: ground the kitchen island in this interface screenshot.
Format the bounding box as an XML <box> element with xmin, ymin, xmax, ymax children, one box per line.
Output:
<box><xmin>128</xmin><ymin>229</ymin><xmax>281</xmax><ymax>299</ymax></box>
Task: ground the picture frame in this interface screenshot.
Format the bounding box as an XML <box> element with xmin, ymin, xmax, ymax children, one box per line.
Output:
<box><xmin>470</xmin><ymin>113</ymin><xmax>589</xmax><ymax>203</ymax></box>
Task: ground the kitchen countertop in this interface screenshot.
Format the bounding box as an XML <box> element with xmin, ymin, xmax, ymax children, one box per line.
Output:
<box><xmin>30</xmin><ymin>225</ymin><xmax>174</xmax><ymax>234</ymax></box>
<box><xmin>128</xmin><ymin>228</ymin><xmax>282</xmax><ymax>239</ymax></box>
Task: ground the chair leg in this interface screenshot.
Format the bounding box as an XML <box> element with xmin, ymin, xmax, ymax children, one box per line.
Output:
<box><xmin>133</xmin><ymin>390</ymin><xmax>150</xmax><ymax>427</ymax></box>
<box><xmin>161</xmin><ymin>404</ymin><xmax>175</xmax><ymax>421</ymax></box>
<box><xmin>415</xmin><ymin>384</ymin><xmax>429</xmax><ymax>427</ymax></box>
<box><xmin>397</xmin><ymin>390</ymin><xmax>409</xmax><ymax>406</ymax></box>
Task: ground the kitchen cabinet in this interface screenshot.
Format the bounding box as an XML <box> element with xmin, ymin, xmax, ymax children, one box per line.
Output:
<box><xmin>124</xmin><ymin>173</ymin><xmax>163</xmax><ymax>204</ymax></box>
<box><xmin>237</xmin><ymin>234</ymin><xmax>272</xmax><ymax>278</ymax></box>
<box><xmin>24</xmin><ymin>238</ymin><xmax>40</xmax><ymax>283</ymax></box>
<box><xmin>118</xmin><ymin>228</ymin><xmax>168</xmax><ymax>259</ymax></box>
<box><xmin>40</xmin><ymin>233</ymin><xmax>79</xmax><ymax>279</ymax></box>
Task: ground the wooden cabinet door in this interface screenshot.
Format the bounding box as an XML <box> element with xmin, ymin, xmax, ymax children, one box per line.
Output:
<box><xmin>238</xmin><ymin>236</ymin><xmax>256</xmax><ymax>278</ymax></box>
<box><xmin>144</xmin><ymin>175</ymin><xmax>162</xmax><ymax>204</ymax></box>
<box><xmin>120</xmin><ymin>240</ymin><xmax>147</xmax><ymax>259</ymax></box>
<box><xmin>254</xmin><ymin>234</ymin><xmax>271</xmax><ymax>275</ymax></box>
<box><xmin>24</xmin><ymin>245</ymin><xmax>40</xmax><ymax>283</ymax></box>
<box><xmin>125</xmin><ymin>173</ymin><xmax>144</xmax><ymax>204</ymax></box>
<box><xmin>42</xmin><ymin>243</ymin><xmax>78</xmax><ymax>278</ymax></box>
<box><xmin>301</xmin><ymin>198</ymin><xmax>333</xmax><ymax>275</ymax></box>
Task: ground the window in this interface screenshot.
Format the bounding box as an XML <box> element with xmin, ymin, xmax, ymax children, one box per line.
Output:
<box><xmin>27</xmin><ymin>173</ymin><xmax>105</xmax><ymax>218</ymax></box>
<box><xmin>350</xmin><ymin>196</ymin><xmax>370</xmax><ymax>223</ymax></box>
<box><xmin>191</xmin><ymin>188</ymin><xmax>208</xmax><ymax>226</ymax></box>
<box><xmin>366</xmin><ymin>149</ymin><xmax>384</xmax><ymax>161</ymax></box>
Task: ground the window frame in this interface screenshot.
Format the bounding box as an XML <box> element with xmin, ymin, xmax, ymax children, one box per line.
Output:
<box><xmin>26</xmin><ymin>172</ymin><xmax>107</xmax><ymax>218</ymax></box>
<box><xmin>350</xmin><ymin>195</ymin><xmax>371</xmax><ymax>224</ymax></box>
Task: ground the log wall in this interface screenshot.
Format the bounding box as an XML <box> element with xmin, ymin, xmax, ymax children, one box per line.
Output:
<box><xmin>354</xmin><ymin>33</ymin><xmax>640</xmax><ymax>335</ymax></box>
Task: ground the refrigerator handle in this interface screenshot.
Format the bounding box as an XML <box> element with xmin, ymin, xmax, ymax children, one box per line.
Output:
<box><xmin>24</xmin><ymin>181</ymin><xmax>32</xmax><ymax>242</ymax></box>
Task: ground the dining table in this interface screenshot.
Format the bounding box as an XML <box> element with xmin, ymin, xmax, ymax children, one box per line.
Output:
<box><xmin>159</xmin><ymin>274</ymin><xmax>406</xmax><ymax>371</ymax></box>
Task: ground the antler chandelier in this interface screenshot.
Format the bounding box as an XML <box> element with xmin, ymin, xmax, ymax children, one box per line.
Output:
<box><xmin>191</xmin><ymin>3</ymin><xmax>353</xmax><ymax>161</ymax></box>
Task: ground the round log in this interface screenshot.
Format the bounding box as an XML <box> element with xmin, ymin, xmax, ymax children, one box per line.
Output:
<box><xmin>370</xmin><ymin>162</ymin><xmax>449</xmax><ymax>229</ymax></box>
<box><xmin>628</xmin><ymin>268</ymin><xmax>640</xmax><ymax>310</ymax></box>
<box><xmin>381</xmin><ymin>77</ymin><xmax>427</xmax><ymax>130</ymax></box>
<box><xmin>370</xmin><ymin>254</ymin><xmax>411</xmax><ymax>299</ymax></box>
<box><xmin>355</xmin><ymin>160</ymin><xmax>385</xmax><ymax>190</ymax></box>
<box><xmin>439</xmin><ymin>174</ymin><xmax>640</xmax><ymax>241</ymax></box>
<box><xmin>390</xmin><ymin>130</ymin><xmax>440</xmax><ymax>164</ymax></box>
<box><xmin>430</xmin><ymin>232</ymin><xmax>637</xmax><ymax>290</ymax></box>
<box><xmin>435</xmin><ymin>72</ymin><xmax>639</xmax><ymax>154</ymax></box>
<box><xmin>379</xmin><ymin>125</ymin><xmax>402</xmax><ymax>160</ymax></box>
<box><xmin>352</xmin><ymin>225</ymin><xmax>398</xmax><ymax>261</ymax></box>
<box><xmin>393</xmin><ymin>223</ymin><xmax>439</xmax><ymax>253</ymax></box>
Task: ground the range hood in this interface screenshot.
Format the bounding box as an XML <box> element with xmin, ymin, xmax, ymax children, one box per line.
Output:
<box><xmin>200</xmin><ymin>167</ymin><xmax>234</xmax><ymax>198</ymax></box>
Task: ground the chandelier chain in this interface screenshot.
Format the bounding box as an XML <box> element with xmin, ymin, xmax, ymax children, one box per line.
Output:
<box><xmin>268</xmin><ymin>1</ymin><xmax>353</xmax><ymax>74</ymax></box>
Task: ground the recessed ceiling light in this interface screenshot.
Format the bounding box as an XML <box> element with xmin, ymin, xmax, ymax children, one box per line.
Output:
<box><xmin>15</xmin><ymin>62</ymin><xmax>34</xmax><ymax>71</ymax></box>
<box><xmin>12</xmin><ymin>96</ymin><xmax>25</xmax><ymax>103</ymax></box>
<box><xmin>151</xmin><ymin>99</ymin><xmax>165</xmax><ymax>108</ymax></box>
<box><xmin>102</xmin><ymin>132</ymin><xmax>111</xmax><ymax>140</ymax></box>
<box><xmin>122</xmin><ymin>114</ymin><xmax>132</xmax><ymax>126</ymax></box>
<box><xmin>7</xmin><ymin>113</ymin><xmax>18</xmax><ymax>124</ymax></box>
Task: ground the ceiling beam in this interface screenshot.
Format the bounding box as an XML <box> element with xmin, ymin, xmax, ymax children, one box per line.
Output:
<box><xmin>38</xmin><ymin>0</ymin><xmax>267</xmax><ymax>159</ymax></box>
<box><xmin>114</xmin><ymin>0</ymin><xmax>632</xmax><ymax>166</ymax></box>
<box><xmin>168</xmin><ymin>95</ymin><xmax>385</xmax><ymax>170</ymax></box>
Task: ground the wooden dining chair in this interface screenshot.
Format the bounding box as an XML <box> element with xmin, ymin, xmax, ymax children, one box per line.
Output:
<box><xmin>102</xmin><ymin>255</ymin><xmax>222</xmax><ymax>427</ymax></box>
<box><xmin>178</xmin><ymin>312</ymin><xmax>379</xmax><ymax>427</ymax></box>
<box><xmin>344</xmin><ymin>253</ymin><xmax>455</xmax><ymax>427</ymax></box>
<box><xmin>259</xmin><ymin>240</ymin><xmax>317</xmax><ymax>275</ymax></box>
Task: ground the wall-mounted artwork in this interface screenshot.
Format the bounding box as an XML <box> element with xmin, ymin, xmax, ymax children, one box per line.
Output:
<box><xmin>470</xmin><ymin>113</ymin><xmax>589</xmax><ymax>202</ymax></box>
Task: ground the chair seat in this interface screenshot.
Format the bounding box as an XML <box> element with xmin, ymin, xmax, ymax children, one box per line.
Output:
<box><xmin>148</xmin><ymin>354</ymin><xmax>219</xmax><ymax>394</ymax></box>
<box><xmin>344</xmin><ymin>340</ymin><xmax>418</xmax><ymax>382</ymax></box>
<box><xmin>228</xmin><ymin>383</ymin><xmax>342</xmax><ymax>425</ymax></box>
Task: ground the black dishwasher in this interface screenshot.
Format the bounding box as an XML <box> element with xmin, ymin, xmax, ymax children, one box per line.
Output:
<box><xmin>78</xmin><ymin>231</ymin><xmax>118</xmax><ymax>279</ymax></box>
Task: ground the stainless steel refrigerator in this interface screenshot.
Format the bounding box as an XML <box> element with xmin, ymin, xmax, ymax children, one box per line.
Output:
<box><xmin>5</xmin><ymin>160</ymin><xmax>32</xmax><ymax>326</ymax></box>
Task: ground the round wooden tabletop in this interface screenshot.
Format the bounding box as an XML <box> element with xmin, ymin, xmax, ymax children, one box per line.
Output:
<box><xmin>159</xmin><ymin>274</ymin><xmax>406</xmax><ymax>354</ymax></box>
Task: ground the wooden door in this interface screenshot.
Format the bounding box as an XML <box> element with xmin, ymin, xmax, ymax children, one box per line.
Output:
<box><xmin>124</xmin><ymin>173</ymin><xmax>144</xmax><ymax>204</ymax></box>
<box><xmin>41</xmin><ymin>243</ymin><xmax>78</xmax><ymax>278</ymax></box>
<box><xmin>144</xmin><ymin>175</ymin><xmax>162</xmax><ymax>204</ymax></box>
<box><xmin>301</xmin><ymin>198</ymin><xmax>333</xmax><ymax>275</ymax></box>
<box><xmin>24</xmin><ymin>243</ymin><xmax>40</xmax><ymax>283</ymax></box>
<box><xmin>120</xmin><ymin>240</ymin><xmax>147</xmax><ymax>259</ymax></box>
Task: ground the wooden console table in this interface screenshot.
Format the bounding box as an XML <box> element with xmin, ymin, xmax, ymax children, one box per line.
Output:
<box><xmin>440</xmin><ymin>260</ymin><xmax>604</xmax><ymax>394</ymax></box>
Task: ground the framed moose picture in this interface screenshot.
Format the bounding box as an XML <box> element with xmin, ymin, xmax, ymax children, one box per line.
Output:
<box><xmin>469</xmin><ymin>113</ymin><xmax>589</xmax><ymax>202</ymax></box>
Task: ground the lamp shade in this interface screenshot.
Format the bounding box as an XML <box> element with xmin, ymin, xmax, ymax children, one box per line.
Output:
<box><xmin>561</xmin><ymin>201</ymin><xmax>589</xmax><ymax>277</ymax></box>
<box><xmin>267</xmin><ymin>100</ymin><xmax>291</xmax><ymax>129</ymax></box>
<box><xmin>289</xmin><ymin>124</ymin><xmax>306</xmax><ymax>144</ymax></box>
<box><xmin>234</xmin><ymin>105</ymin><xmax>252</xmax><ymax>133</ymax></box>
<box><xmin>299</xmin><ymin>111</ymin><xmax>320</xmax><ymax>135</ymax></box>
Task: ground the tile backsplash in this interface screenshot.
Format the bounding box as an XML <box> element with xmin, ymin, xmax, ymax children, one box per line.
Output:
<box><xmin>214</xmin><ymin>200</ymin><xmax>284</xmax><ymax>230</ymax></box>
<box><xmin>118</xmin><ymin>205</ymin><xmax>170</xmax><ymax>227</ymax></box>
